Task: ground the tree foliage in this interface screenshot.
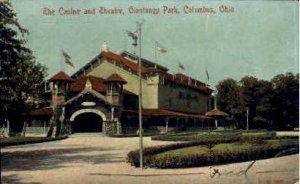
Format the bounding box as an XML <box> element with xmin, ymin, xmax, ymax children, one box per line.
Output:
<box><xmin>216</xmin><ymin>73</ymin><xmax>299</xmax><ymax>130</ymax></box>
<box><xmin>0</xmin><ymin>1</ymin><xmax>47</xmax><ymax>131</ymax></box>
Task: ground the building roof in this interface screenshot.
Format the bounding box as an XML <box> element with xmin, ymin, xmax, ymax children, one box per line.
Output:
<box><xmin>205</xmin><ymin>109</ymin><xmax>229</xmax><ymax>117</ymax></box>
<box><xmin>49</xmin><ymin>71</ymin><xmax>74</xmax><ymax>82</ymax></box>
<box><xmin>122</xmin><ymin>109</ymin><xmax>210</xmax><ymax>119</ymax></box>
<box><xmin>69</xmin><ymin>75</ymin><xmax>135</xmax><ymax>95</ymax></box>
<box><xmin>64</xmin><ymin>88</ymin><xmax>110</xmax><ymax>106</ymax></box>
<box><xmin>164</xmin><ymin>73</ymin><xmax>212</xmax><ymax>94</ymax></box>
<box><xmin>121</xmin><ymin>51</ymin><xmax>168</xmax><ymax>72</ymax></box>
<box><xmin>28</xmin><ymin>107</ymin><xmax>53</xmax><ymax>116</ymax></box>
<box><xmin>101</xmin><ymin>51</ymin><xmax>161</xmax><ymax>74</ymax></box>
<box><xmin>104</xmin><ymin>73</ymin><xmax>127</xmax><ymax>84</ymax></box>
<box><xmin>71</xmin><ymin>50</ymin><xmax>212</xmax><ymax>94</ymax></box>
<box><xmin>70</xmin><ymin>75</ymin><xmax>106</xmax><ymax>92</ymax></box>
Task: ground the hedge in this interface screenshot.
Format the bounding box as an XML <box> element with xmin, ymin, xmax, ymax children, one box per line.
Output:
<box><xmin>151</xmin><ymin>131</ymin><xmax>278</xmax><ymax>142</ymax></box>
<box><xmin>127</xmin><ymin>139</ymin><xmax>299</xmax><ymax>168</ymax></box>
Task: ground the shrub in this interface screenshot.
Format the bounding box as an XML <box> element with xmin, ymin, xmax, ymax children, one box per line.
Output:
<box><xmin>151</xmin><ymin>131</ymin><xmax>278</xmax><ymax>143</ymax></box>
<box><xmin>152</xmin><ymin>132</ymin><xmax>241</xmax><ymax>142</ymax></box>
<box><xmin>127</xmin><ymin>139</ymin><xmax>299</xmax><ymax>168</ymax></box>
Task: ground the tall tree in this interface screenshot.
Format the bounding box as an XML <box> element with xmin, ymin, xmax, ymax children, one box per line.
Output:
<box><xmin>271</xmin><ymin>73</ymin><xmax>299</xmax><ymax>130</ymax></box>
<box><xmin>216</xmin><ymin>78</ymin><xmax>244</xmax><ymax>128</ymax></box>
<box><xmin>0</xmin><ymin>1</ymin><xmax>47</xmax><ymax>132</ymax></box>
<box><xmin>239</xmin><ymin>76</ymin><xmax>261</xmax><ymax>128</ymax></box>
<box><xmin>253</xmin><ymin>80</ymin><xmax>274</xmax><ymax>129</ymax></box>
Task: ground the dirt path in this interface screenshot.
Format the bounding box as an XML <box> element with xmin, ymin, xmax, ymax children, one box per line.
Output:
<box><xmin>1</xmin><ymin>133</ymin><xmax>299</xmax><ymax>184</ymax></box>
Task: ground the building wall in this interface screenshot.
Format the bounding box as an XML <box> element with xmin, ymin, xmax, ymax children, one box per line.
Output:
<box><xmin>86</xmin><ymin>58</ymin><xmax>211</xmax><ymax>113</ymax></box>
<box><xmin>158</xmin><ymin>84</ymin><xmax>210</xmax><ymax>114</ymax></box>
<box><xmin>87</xmin><ymin>59</ymin><xmax>159</xmax><ymax>109</ymax></box>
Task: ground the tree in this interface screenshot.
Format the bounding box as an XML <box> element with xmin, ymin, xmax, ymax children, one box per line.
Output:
<box><xmin>216</xmin><ymin>73</ymin><xmax>299</xmax><ymax>130</ymax></box>
<box><xmin>0</xmin><ymin>1</ymin><xmax>47</xmax><ymax>133</ymax></box>
<box><xmin>271</xmin><ymin>73</ymin><xmax>299</xmax><ymax>130</ymax></box>
<box><xmin>253</xmin><ymin>80</ymin><xmax>274</xmax><ymax>129</ymax></box>
<box><xmin>216</xmin><ymin>78</ymin><xmax>244</xmax><ymax>128</ymax></box>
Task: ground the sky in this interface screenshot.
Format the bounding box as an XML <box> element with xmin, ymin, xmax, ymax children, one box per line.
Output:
<box><xmin>11</xmin><ymin>0</ymin><xmax>299</xmax><ymax>89</ymax></box>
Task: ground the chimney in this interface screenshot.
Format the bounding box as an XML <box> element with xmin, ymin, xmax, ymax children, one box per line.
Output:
<box><xmin>101</xmin><ymin>41</ymin><xmax>109</xmax><ymax>52</ymax></box>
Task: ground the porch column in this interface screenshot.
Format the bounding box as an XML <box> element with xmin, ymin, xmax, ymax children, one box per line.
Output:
<box><xmin>116</xmin><ymin>119</ymin><xmax>122</xmax><ymax>135</ymax></box>
<box><xmin>6</xmin><ymin>119</ymin><xmax>10</xmax><ymax>137</ymax></box>
<box><xmin>165</xmin><ymin>117</ymin><xmax>169</xmax><ymax>133</ymax></box>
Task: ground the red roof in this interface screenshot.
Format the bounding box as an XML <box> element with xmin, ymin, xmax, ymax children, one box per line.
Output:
<box><xmin>69</xmin><ymin>75</ymin><xmax>135</xmax><ymax>95</ymax></box>
<box><xmin>122</xmin><ymin>109</ymin><xmax>210</xmax><ymax>119</ymax></box>
<box><xmin>70</xmin><ymin>75</ymin><xmax>106</xmax><ymax>92</ymax></box>
<box><xmin>105</xmin><ymin>73</ymin><xmax>127</xmax><ymax>84</ymax></box>
<box><xmin>49</xmin><ymin>71</ymin><xmax>74</xmax><ymax>82</ymax></box>
<box><xmin>164</xmin><ymin>73</ymin><xmax>211</xmax><ymax>94</ymax></box>
<box><xmin>101</xmin><ymin>51</ymin><xmax>161</xmax><ymax>74</ymax></box>
<box><xmin>205</xmin><ymin>109</ymin><xmax>229</xmax><ymax>117</ymax></box>
<box><xmin>28</xmin><ymin>107</ymin><xmax>53</xmax><ymax>116</ymax></box>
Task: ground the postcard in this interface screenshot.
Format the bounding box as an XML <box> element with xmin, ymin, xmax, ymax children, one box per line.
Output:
<box><xmin>1</xmin><ymin>0</ymin><xmax>299</xmax><ymax>184</ymax></box>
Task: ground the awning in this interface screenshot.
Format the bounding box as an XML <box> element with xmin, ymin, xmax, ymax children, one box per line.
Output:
<box><xmin>122</xmin><ymin>109</ymin><xmax>210</xmax><ymax>119</ymax></box>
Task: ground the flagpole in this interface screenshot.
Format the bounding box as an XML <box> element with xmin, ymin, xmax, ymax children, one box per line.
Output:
<box><xmin>137</xmin><ymin>21</ymin><xmax>144</xmax><ymax>169</ymax></box>
<box><xmin>155</xmin><ymin>41</ymin><xmax>157</xmax><ymax>65</ymax></box>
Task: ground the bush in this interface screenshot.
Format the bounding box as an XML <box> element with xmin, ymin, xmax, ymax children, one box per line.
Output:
<box><xmin>152</xmin><ymin>132</ymin><xmax>241</xmax><ymax>142</ymax></box>
<box><xmin>151</xmin><ymin>131</ymin><xmax>277</xmax><ymax>143</ymax></box>
<box><xmin>127</xmin><ymin>139</ymin><xmax>299</xmax><ymax>168</ymax></box>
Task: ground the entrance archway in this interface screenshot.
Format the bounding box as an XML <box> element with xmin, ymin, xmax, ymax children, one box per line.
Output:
<box><xmin>73</xmin><ymin>112</ymin><xmax>103</xmax><ymax>132</ymax></box>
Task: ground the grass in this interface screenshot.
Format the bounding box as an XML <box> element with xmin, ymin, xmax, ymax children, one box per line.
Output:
<box><xmin>0</xmin><ymin>136</ymin><xmax>68</xmax><ymax>147</ymax></box>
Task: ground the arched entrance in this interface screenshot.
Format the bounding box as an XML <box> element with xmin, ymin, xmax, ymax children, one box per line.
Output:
<box><xmin>70</xmin><ymin>109</ymin><xmax>107</xmax><ymax>133</ymax></box>
<box><xmin>73</xmin><ymin>112</ymin><xmax>103</xmax><ymax>132</ymax></box>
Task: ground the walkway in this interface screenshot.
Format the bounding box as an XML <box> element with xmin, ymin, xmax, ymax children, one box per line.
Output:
<box><xmin>1</xmin><ymin>133</ymin><xmax>299</xmax><ymax>184</ymax></box>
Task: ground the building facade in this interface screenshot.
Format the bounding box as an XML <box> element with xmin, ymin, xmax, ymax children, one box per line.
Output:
<box><xmin>30</xmin><ymin>45</ymin><xmax>214</xmax><ymax>135</ymax></box>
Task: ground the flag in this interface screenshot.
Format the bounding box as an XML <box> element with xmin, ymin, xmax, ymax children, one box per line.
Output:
<box><xmin>156</xmin><ymin>41</ymin><xmax>167</xmax><ymax>53</ymax></box>
<box><xmin>179</xmin><ymin>62</ymin><xmax>185</xmax><ymax>70</ymax></box>
<box><xmin>62</xmin><ymin>50</ymin><xmax>75</xmax><ymax>68</ymax></box>
<box><xmin>157</xmin><ymin>46</ymin><xmax>167</xmax><ymax>53</ymax></box>
<box><xmin>127</xmin><ymin>31</ymin><xmax>137</xmax><ymax>39</ymax></box>
<box><xmin>206</xmin><ymin>69</ymin><xmax>209</xmax><ymax>81</ymax></box>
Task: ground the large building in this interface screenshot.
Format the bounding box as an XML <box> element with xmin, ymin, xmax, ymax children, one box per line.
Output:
<box><xmin>30</xmin><ymin>44</ymin><xmax>214</xmax><ymax>135</ymax></box>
